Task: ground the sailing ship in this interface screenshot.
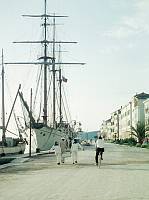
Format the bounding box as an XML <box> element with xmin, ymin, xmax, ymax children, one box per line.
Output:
<box><xmin>5</xmin><ymin>0</ymin><xmax>85</xmax><ymax>152</ymax></box>
<box><xmin>0</xmin><ymin>50</ymin><xmax>26</xmax><ymax>158</ymax></box>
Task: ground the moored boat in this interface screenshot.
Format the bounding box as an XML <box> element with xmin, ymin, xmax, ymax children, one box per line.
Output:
<box><xmin>0</xmin><ymin>50</ymin><xmax>26</xmax><ymax>159</ymax></box>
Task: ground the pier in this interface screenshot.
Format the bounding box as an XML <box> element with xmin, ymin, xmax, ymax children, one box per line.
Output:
<box><xmin>0</xmin><ymin>143</ymin><xmax>149</xmax><ymax>200</ymax></box>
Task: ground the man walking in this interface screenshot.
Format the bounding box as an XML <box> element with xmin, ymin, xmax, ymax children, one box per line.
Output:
<box><xmin>60</xmin><ymin>138</ymin><xmax>67</xmax><ymax>163</ymax></box>
<box><xmin>71</xmin><ymin>138</ymin><xmax>83</xmax><ymax>164</ymax></box>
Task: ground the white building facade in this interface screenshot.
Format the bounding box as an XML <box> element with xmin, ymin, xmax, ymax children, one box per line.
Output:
<box><xmin>144</xmin><ymin>99</ymin><xmax>149</xmax><ymax>137</ymax></box>
<box><xmin>100</xmin><ymin>119</ymin><xmax>112</xmax><ymax>139</ymax></box>
<box><xmin>101</xmin><ymin>93</ymin><xmax>149</xmax><ymax>140</ymax></box>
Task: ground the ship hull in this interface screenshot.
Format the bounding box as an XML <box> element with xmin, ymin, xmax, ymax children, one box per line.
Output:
<box><xmin>0</xmin><ymin>143</ymin><xmax>26</xmax><ymax>156</ymax></box>
<box><xmin>34</xmin><ymin>126</ymin><xmax>67</xmax><ymax>151</ymax></box>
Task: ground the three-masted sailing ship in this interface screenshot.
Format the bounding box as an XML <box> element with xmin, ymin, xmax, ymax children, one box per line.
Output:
<box><xmin>5</xmin><ymin>0</ymin><xmax>85</xmax><ymax>152</ymax></box>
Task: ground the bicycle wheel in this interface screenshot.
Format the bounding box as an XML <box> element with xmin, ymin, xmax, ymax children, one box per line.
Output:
<box><xmin>98</xmin><ymin>154</ymin><xmax>102</xmax><ymax>168</ymax></box>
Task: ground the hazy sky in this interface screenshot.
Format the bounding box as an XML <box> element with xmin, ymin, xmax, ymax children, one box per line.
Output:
<box><xmin>1</xmin><ymin>0</ymin><xmax>149</xmax><ymax>132</ymax></box>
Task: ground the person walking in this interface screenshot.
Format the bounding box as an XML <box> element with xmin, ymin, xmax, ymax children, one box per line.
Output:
<box><xmin>71</xmin><ymin>138</ymin><xmax>83</xmax><ymax>164</ymax></box>
<box><xmin>95</xmin><ymin>135</ymin><xmax>105</xmax><ymax>165</ymax></box>
<box><xmin>52</xmin><ymin>141</ymin><xmax>61</xmax><ymax>165</ymax></box>
<box><xmin>60</xmin><ymin>138</ymin><xmax>67</xmax><ymax>163</ymax></box>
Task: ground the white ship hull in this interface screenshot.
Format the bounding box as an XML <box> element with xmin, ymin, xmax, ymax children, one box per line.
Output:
<box><xmin>34</xmin><ymin>126</ymin><xmax>67</xmax><ymax>151</ymax></box>
<box><xmin>0</xmin><ymin>143</ymin><xmax>26</xmax><ymax>156</ymax></box>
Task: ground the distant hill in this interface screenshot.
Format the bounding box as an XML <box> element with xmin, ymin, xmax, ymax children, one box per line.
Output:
<box><xmin>78</xmin><ymin>131</ymin><xmax>99</xmax><ymax>140</ymax></box>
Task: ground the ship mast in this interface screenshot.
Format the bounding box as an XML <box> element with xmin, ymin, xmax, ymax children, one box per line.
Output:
<box><xmin>58</xmin><ymin>45</ymin><xmax>62</xmax><ymax>124</ymax></box>
<box><xmin>59</xmin><ymin>67</ymin><xmax>62</xmax><ymax>123</ymax></box>
<box><xmin>1</xmin><ymin>49</ymin><xmax>6</xmax><ymax>145</ymax></box>
<box><xmin>52</xmin><ymin>15</ymin><xmax>56</xmax><ymax>126</ymax></box>
<box><xmin>5</xmin><ymin>0</ymin><xmax>85</xmax><ymax>127</ymax></box>
<box><xmin>43</xmin><ymin>0</ymin><xmax>48</xmax><ymax>125</ymax></box>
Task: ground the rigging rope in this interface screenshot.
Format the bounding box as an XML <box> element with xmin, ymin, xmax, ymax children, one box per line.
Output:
<box><xmin>55</xmin><ymin>72</ymin><xmax>72</xmax><ymax>123</ymax></box>
<box><xmin>5</xmin><ymin>79</ymin><xmax>20</xmax><ymax>136</ymax></box>
<box><xmin>37</xmin><ymin>72</ymin><xmax>43</xmax><ymax>122</ymax></box>
<box><xmin>62</xmin><ymin>83</ymin><xmax>72</xmax><ymax>122</ymax></box>
<box><xmin>6</xmin><ymin>129</ymin><xmax>18</xmax><ymax>137</ymax></box>
<box><xmin>47</xmin><ymin>69</ymin><xmax>53</xmax><ymax>124</ymax></box>
<box><xmin>33</xmin><ymin>66</ymin><xmax>42</xmax><ymax>111</ymax></box>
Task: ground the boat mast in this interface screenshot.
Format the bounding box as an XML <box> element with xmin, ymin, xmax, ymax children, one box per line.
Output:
<box><xmin>59</xmin><ymin>68</ymin><xmax>62</xmax><ymax>123</ymax></box>
<box><xmin>1</xmin><ymin>49</ymin><xmax>6</xmax><ymax>145</ymax></box>
<box><xmin>43</xmin><ymin>0</ymin><xmax>48</xmax><ymax>125</ymax></box>
<box><xmin>52</xmin><ymin>15</ymin><xmax>56</xmax><ymax>126</ymax></box>
<box><xmin>58</xmin><ymin>45</ymin><xmax>62</xmax><ymax>124</ymax></box>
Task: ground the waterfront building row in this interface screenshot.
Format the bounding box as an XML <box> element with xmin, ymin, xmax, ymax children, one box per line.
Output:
<box><xmin>100</xmin><ymin>92</ymin><xmax>149</xmax><ymax>140</ymax></box>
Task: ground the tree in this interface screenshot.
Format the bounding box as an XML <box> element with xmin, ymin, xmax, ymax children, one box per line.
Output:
<box><xmin>131</xmin><ymin>122</ymin><xmax>147</xmax><ymax>144</ymax></box>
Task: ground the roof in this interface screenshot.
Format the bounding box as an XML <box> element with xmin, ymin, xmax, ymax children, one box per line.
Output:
<box><xmin>134</xmin><ymin>92</ymin><xmax>149</xmax><ymax>99</ymax></box>
<box><xmin>106</xmin><ymin>118</ymin><xmax>111</xmax><ymax>123</ymax></box>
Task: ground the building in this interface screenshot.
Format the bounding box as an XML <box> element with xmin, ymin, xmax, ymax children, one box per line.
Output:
<box><xmin>144</xmin><ymin>98</ymin><xmax>149</xmax><ymax>137</ymax></box>
<box><xmin>111</xmin><ymin>109</ymin><xmax>121</xmax><ymax>140</ymax></box>
<box><xmin>119</xmin><ymin>103</ymin><xmax>131</xmax><ymax>139</ymax></box>
<box><xmin>101</xmin><ymin>92</ymin><xmax>149</xmax><ymax>140</ymax></box>
<box><xmin>78</xmin><ymin>131</ymin><xmax>98</xmax><ymax>141</ymax></box>
<box><xmin>100</xmin><ymin>119</ymin><xmax>112</xmax><ymax>139</ymax></box>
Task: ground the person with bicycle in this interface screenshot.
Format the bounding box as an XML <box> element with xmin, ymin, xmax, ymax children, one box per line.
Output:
<box><xmin>95</xmin><ymin>135</ymin><xmax>104</xmax><ymax>165</ymax></box>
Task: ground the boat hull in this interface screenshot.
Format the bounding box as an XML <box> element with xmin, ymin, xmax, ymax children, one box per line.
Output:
<box><xmin>34</xmin><ymin>126</ymin><xmax>67</xmax><ymax>151</ymax></box>
<box><xmin>0</xmin><ymin>143</ymin><xmax>26</xmax><ymax>156</ymax></box>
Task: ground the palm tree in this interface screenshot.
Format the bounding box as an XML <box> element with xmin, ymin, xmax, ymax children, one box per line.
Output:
<box><xmin>131</xmin><ymin>122</ymin><xmax>146</xmax><ymax>144</ymax></box>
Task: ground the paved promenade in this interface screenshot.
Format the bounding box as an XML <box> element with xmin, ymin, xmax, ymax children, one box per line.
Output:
<box><xmin>0</xmin><ymin>143</ymin><xmax>149</xmax><ymax>200</ymax></box>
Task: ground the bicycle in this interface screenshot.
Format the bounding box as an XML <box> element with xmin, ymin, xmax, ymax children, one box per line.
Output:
<box><xmin>97</xmin><ymin>151</ymin><xmax>102</xmax><ymax>168</ymax></box>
